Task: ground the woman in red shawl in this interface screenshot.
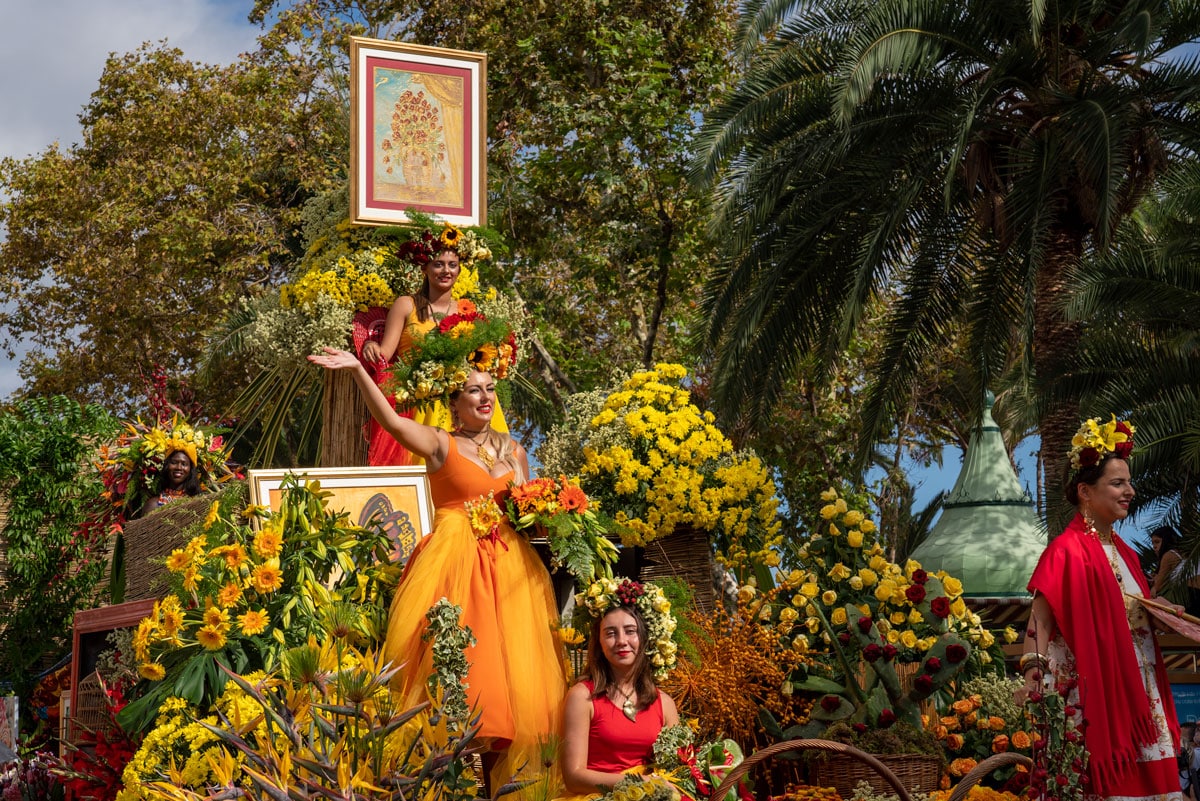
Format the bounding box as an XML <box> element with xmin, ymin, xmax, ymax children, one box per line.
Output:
<box><xmin>1023</xmin><ymin>416</ymin><xmax>1181</xmax><ymax>800</ymax></box>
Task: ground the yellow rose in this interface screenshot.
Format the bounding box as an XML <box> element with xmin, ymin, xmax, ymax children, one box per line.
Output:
<box><xmin>819</xmin><ymin>504</ymin><xmax>838</xmax><ymax>520</ymax></box>
<box><xmin>1003</xmin><ymin>626</ymin><xmax>1018</xmax><ymax>644</ymax></box>
<box><xmin>829</xmin><ymin>563</ymin><xmax>852</xmax><ymax>581</ymax></box>
<box><xmin>907</xmin><ymin>609</ymin><xmax>923</xmax><ymax>625</ymax></box>
<box><xmin>779</xmin><ymin>607</ymin><xmax>799</xmax><ymax>624</ymax></box>
<box><xmin>861</xmin><ymin>519</ymin><xmax>877</xmax><ymax>533</ymax></box>
<box><xmin>843</xmin><ymin>510</ymin><xmax>864</xmax><ymax>527</ymax></box>
<box><xmin>980</xmin><ymin>630</ymin><xmax>996</xmax><ymax>648</ymax></box>
<box><xmin>800</xmin><ymin>583</ymin><xmax>820</xmax><ymax>599</ymax></box>
<box><xmin>886</xmin><ymin>629</ymin><xmax>900</xmax><ymax>644</ymax></box>
<box><xmin>783</xmin><ymin>570</ymin><xmax>804</xmax><ymax>589</ymax></box>
<box><xmin>858</xmin><ymin>568</ymin><xmax>878</xmax><ymax>587</ymax></box>
<box><xmin>950</xmin><ymin>598</ymin><xmax>968</xmax><ymax>618</ymax></box>
<box><xmin>847</xmin><ymin>529</ymin><xmax>864</xmax><ymax>548</ymax></box>
<box><xmin>821</xmin><ymin>590</ymin><xmax>838</xmax><ymax>606</ymax></box>
<box><xmin>875</xmin><ymin>579</ymin><xmax>897</xmax><ymax>602</ymax></box>
<box><xmin>849</xmin><ymin>576</ymin><xmax>864</xmax><ymax>591</ymax></box>
<box><xmin>831</xmin><ymin>607</ymin><xmax>848</xmax><ymax>626</ymax></box>
<box><xmin>900</xmin><ymin>630</ymin><xmax>918</xmax><ymax>649</ymax></box>
<box><xmin>806</xmin><ymin>617</ymin><xmax>820</xmax><ymax>634</ymax></box>
<box><xmin>943</xmin><ymin>576</ymin><xmax>964</xmax><ymax>597</ymax></box>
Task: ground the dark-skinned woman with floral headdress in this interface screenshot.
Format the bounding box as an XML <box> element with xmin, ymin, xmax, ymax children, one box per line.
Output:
<box><xmin>1021</xmin><ymin>417</ymin><xmax>1182</xmax><ymax>800</ymax></box>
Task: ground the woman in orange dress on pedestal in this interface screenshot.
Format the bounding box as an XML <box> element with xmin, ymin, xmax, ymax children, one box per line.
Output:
<box><xmin>309</xmin><ymin>345</ymin><xmax>565</xmax><ymax>793</ymax></box>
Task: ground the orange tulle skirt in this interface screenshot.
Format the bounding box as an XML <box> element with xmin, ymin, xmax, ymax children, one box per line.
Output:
<box><xmin>385</xmin><ymin>508</ymin><xmax>567</xmax><ymax>793</ymax></box>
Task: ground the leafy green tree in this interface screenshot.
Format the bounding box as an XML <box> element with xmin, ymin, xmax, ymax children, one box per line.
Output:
<box><xmin>0</xmin><ymin>397</ymin><xmax>118</xmax><ymax>698</ymax></box>
<box><xmin>0</xmin><ymin>43</ymin><xmax>339</xmax><ymax>414</ymax></box>
<box><xmin>695</xmin><ymin>0</ymin><xmax>1200</xmax><ymax>531</ymax></box>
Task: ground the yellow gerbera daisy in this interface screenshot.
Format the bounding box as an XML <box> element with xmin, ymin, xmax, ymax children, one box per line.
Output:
<box><xmin>138</xmin><ymin>662</ymin><xmax>166</xmax><ymax>681</ymax></box>
<box><xmin>165</xmin><ymin>549</ymin><xmax>191</xmax><ymax>573</ymax></box>
<box><xmin>196</xmin><ymin>624</ymin><xmax>228</xmax><ymax>650</ymax></box>
<box><xmin>253</xmin><ymin>528</ymin><xmax>284</xmax><ymax>559</ymax></box>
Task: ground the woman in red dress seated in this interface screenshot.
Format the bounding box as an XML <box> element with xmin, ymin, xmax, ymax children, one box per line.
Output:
<box><xmin>562</xmin><ymin>581</ymin><xmax>680</xmax><ymax>797</ymax></box>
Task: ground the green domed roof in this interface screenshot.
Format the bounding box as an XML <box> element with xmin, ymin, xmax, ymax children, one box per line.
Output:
<box><xmin>909</xmin><ymin>394</ymin><xmax>1046</xmax><ymax>597</ymax></box>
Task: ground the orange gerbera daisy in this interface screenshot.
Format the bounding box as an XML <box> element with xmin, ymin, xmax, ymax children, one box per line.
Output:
<box><xmin>239</xmin><ymin>608</ymin><xmax>270</xmax><ymax>637</ymax></box>
<box><xmin>217</xmin><ymin>582</ymin><xmax>242</xmax><ymax>608</ymax></box>
<box><xmin>251</xmin><ymin>561</ymin><xmax>284</xmax><ymax>594</ymax></box>
<box><xmin>558</xmin><ymin>484</ymin><xmax>588</xmax><ymax>513</ymax></box>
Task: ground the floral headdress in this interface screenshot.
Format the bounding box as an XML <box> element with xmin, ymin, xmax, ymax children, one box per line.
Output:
<box><xmin>396</xmin><ymin>222</ymin><xmax>493</xmax><ymax>273</ymax></box>
<box><xmin>1068</xmin><ymin>415</ymin><xmax>1135</xmax><ymax>471</ymax></box>
<box><xmin>99</xmin><ymin>416</ymin><xmax>233</xmax><ymax>514</ymax></box>
<box><xmin>576</xmin><ymin>577</ymin><xmax>678</xmax><ymax>679</ymax></box>
<box><xmin>384</xmin><ymin>299</ymin><xmax>519</xmax><ymax>410</ymax></box>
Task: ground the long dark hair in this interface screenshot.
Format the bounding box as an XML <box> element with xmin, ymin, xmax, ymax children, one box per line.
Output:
<box><xmin>157</xmin><ymin>450</ymin><xmax>201</xmax><ymax>497</ymax></box>
<box><xmin>1151</xmin><ymin>525</ymin><xmax>1181</xmax><ymax>555</ymax></box>
<box><xmin>584</xmin><ymin>606</ymin><xmax>658</xmax><ymax>711</ymax></box>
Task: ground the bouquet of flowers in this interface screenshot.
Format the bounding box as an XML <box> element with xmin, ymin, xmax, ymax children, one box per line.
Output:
<box><xmin>568</xmin><ymin>364</ymin><xmax>782</xmax><ymax>573</ymax></box>
<box><xmin>507</xmin><ymin>475</ymin><xmax>619</xmax><ymax>584</ymax></box>
<box><xmin>753</xmin><ymin>488</ymin><xmax>998</xmax><ymax>732</ymax></box>
<box><xmin>653</xmin><ymin>723</ymin><xmax>750</xmax><ymax>801</ymax></box>
<box><xmin>598</xmin><ymin>774</ymin><xmax>682</xmax><ymax>801</ymax></box>
<box><xmin>1024</xmin><ymin>676</ymin><xmax>1089</xmax><ymax>801</ymax></box>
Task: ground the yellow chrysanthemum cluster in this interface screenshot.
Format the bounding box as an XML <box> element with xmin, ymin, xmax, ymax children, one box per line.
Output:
<box><xmin>117</xmin><ymin>675</ymin><xmax>276</xmax><ymax>800</ymax></box>
<box><xmin>281</xmin><ymin>253</ymin><xmax>396</xmax><ymax>313</ymax></box>
<box><xmin>580</xmin><ymin>364</ymin><xmax>782</xmax><ymax>568</ymax></box>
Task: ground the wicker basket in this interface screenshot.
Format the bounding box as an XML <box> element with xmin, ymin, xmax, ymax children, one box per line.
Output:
<box><xmin>67</xmin><ymin>672</ymin><xmax>114</xmax><ymax>746</ymax></box>
<box><xmin>638</xmin><ymin>524</ymin><xmax>716</xmax><ymax>612</ymax></box>
<box><xmin>120</xmin><ymin>489</ymin><xmax>239</xmax><ymax>601</ymax></box>
<box><xmin>710</xmin><ymin>739</ymin><xmax>918</xmax><ymax>801</ymax></box>
<box><xmin>810</xmin><ymin>753</ymin><xmax>942</xmax><ymax>796</ymax></box>
<box><xmin>946</xmin><ymin>753</ymin><xmax>1032</xmax><ymax>801</ymax></box>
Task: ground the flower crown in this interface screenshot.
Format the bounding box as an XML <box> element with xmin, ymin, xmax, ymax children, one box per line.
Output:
<box><xmin>1069</xmin><ymin>415</ymin><xmax>1135</xmax><ymax>470</ymax></box>
<box><xmin>576</xmin><ymin>577</ymin><xmax>678</xmax><ymax>679</ymax></box>
<box><xmin>100</xmin><ymin>416</ymin><xmax>233</xmax><ymax>514</ymax></box>
<box><xmin>384</xmin><ymin>299</ymin><xmax>519</xmax><ymax>410</ymax></box>
<box><xmin>396</xmin><ymin>222</ymin><xmax>492</xmax><ymax>272</ymax></box>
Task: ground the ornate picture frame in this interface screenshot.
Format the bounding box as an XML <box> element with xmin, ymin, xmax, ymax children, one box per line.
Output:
<box><xmin>350</xmin><ymin>37</ymin><xmax>488</xmax><ymax>227</ymax></box>
<box><xmin>247</xmin><ymin>466</ymin><xmax>435</xmax><ymax>566</ymax></box>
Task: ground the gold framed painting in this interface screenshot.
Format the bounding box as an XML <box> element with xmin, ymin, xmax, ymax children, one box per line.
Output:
<box><xmin>350</xmin><ymin>36</ymin><xmax>487</xmax><ymax>227</ymax></box>
<box><xmin>247</xmin><ymin>466</ymin><xmax>434</xmax><ymax>566</ymax></box>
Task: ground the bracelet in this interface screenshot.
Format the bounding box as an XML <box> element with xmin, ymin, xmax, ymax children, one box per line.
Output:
<box><xmin>1018</xmin><ymin>652</ymin><xmax>1049</xmax><ymax>674</ymax></box>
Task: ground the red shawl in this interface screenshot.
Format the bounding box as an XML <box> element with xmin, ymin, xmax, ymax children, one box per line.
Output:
<box><xmin>1028</xmin><ymin>513</ymin><xmax>1179</xmax><ymax>793</ymax></box>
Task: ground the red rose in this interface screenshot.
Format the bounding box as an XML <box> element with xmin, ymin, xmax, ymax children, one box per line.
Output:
<box><xmin>882</xmin><ymin>644</ymin><xmax>898</xmax><ymax>661</ymax></box>
<box><xmin>905</xmin><ymin>584</ymin><xmax>927</xmax><ymax>604</ymax></box>
<box><xmin>924</xmin><ymin>656</ymin><xmax>942</xmax><ymax>673</ymax></box>
<box><xmin>837</xmin><ymin>631</ymin><xmax>852</xmax><ymax>645</ymax></box>
<box><xmin>852</xmin><ymin>723</ymin><xmax>868</xmax><ymax>734</ymax></box>
<box><xmin>857</xmin><ymin>616</ymin><xmax>873</xmax><ymax>633</ymax></box>
<box><xmin>914</xmin><ymin>674</ymin><xmax>935</xmax><ymax>694</ymax></box>
<box><xmin>930</xmin><ymin>596</ymin><xmax>951</xmax><ymax>618</ymax></box>
<box><xmin>911</xmin><ymin>569</ymin><xmax>928</xmax><ymax>585</ymax></box>
<box><xmin>1115</xmin><ymin>440</ymin><xmax>1133</xmax><ymax>458</ymax></box>
<box><xmin>878</xmin><ymin>708</ymin><xmax>897</xmax><ymax>727</ymax></box>
<box><xmin>863</xmin><ymin>643</ymin><xmax>883</xmax><ymax>662</ymax></box>
<box><xmin>1056</xmin><ymin>775</ymin><xmax>1068</xmax><ymax>787</ymax></box>
<box><xmin>820</xmin><ymin>695</ymin><xmax>842</xmax><ymax>713</ymax></box>
<box><xmin>1079</xmin><ymin>446</ymin><xmax>1100</xmax><ymax>467</ymax></box>
<box><xmin>946</xmin><ymin>643</ymin><xmax>967</xmax><ymax>663</ymax></box>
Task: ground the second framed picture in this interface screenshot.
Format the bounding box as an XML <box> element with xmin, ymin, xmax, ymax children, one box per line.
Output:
<box><xmin>248</xmin><ymin>466</ymin><xmax>434</xmax><ymax>566</ymax></box>
<box><xmin>351</xmin><ymin>36</ymin><xmax>487</xmax><ymax>227</ymax></box>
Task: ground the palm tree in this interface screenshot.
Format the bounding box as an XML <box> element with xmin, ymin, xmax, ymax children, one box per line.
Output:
<box><xmin>695</xmin><ymin>0</ymin><xmax>1200</xmax><ymax>531</ymax></box>
<box><xmin>1059</xmin><ymin>161</ymin><xmax>1200</xmax><ymax>541</ymax></box>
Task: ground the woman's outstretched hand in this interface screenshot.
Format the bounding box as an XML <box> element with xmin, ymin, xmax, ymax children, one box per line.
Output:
<box><xmin>308</xmin><ymin>347</ymin><xmax>360</xmax><ymax>371</ymax></box>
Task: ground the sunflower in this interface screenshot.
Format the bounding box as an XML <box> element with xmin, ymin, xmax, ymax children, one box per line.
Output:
<box><xmin>439</xmin><ymin>223</ymin><xmax>463</xmax><ymax>249</ymax></box>
<box><xmin>253</xmin><ymin>527</ymin><xmax>284</xmax><ymax>559</ymax></box>
<box><xmin>138</xmin><ymin>662</ymin><xmax>166</xmax><ymax>681</ymax></box>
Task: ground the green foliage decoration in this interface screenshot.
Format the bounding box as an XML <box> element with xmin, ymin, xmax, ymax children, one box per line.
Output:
<box><xmin>0</xmin><ymin>396</ymin><xmax>118</xmax><ymax>698</ymax></box>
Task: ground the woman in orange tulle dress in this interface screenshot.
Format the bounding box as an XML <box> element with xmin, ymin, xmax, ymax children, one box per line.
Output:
<box><xmin>309</xmin><ymin>346</ymin><xmax>566</xmax><ymax>792</ymax></box>
<box><xmin>358</xmin><ymin>233</ymin><xmax>508</xmax><ymax>465</ymax></box>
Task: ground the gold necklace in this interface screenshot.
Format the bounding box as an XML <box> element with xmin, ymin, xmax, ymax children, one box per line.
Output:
<box><xmin>613</xmin><ymin>686</ymin><xmax>637</xmax><ymax>722</ymax></box>
<box><xmin>458</xmin><ymin>427</ymin><xmax>494</xmax><ymax>470</ymax></box>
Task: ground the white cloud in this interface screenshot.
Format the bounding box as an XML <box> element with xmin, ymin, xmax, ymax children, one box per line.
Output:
<box><xmin>0</xmin><ymin>0</ymin><xmax>259</xmax><ymax>399</ymax></box>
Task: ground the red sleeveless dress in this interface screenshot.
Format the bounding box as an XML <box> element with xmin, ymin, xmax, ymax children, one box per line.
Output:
<box><xmin>581</xmin><ymin>680</ymin><xmax>664</xmax><ymax>773</ymax></box>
